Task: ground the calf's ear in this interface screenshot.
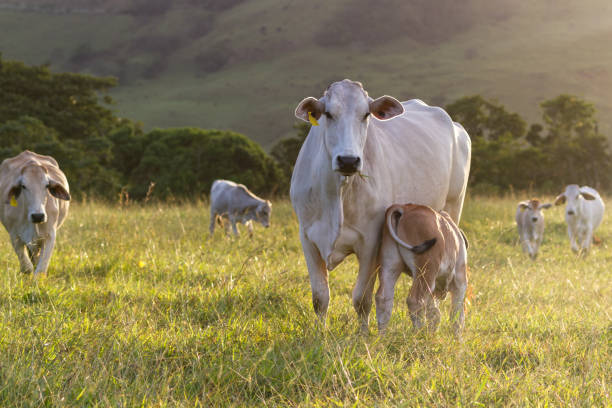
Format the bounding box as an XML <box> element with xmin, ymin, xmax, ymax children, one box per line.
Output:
<box><xmin>48</xmin><ymin>180</ymin><xmax>71</xmax><ymax>201</ymax></box>
<box><xmin>554</xmin><ymin>194</ymin><xmax>566</xmax><ymax>205</ymax></box>
<box><xmin>518</xmin><ymin>201</ymin><xmax>529</xmax><ymax>210</ymax></box>
<box><xmin>539</xmin><ymin>203</ymin><xmax>552</xmax><ymax>210</ymax></box>
<box><xmin>295</xmin><ymin>97</ymin><xmax>324</xmax><ymax>122</ymax></box>
<box><xmin>580</xmin><ymin>192</ymin><xmax>596</xmax><ymax>200</ymax></box>
<box><xmin>369</xmin><ymin>96</ymin><xmax>404</xmax><ymax>120</ymax></box>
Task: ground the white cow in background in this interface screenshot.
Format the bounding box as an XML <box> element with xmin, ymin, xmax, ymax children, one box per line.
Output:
<box><xmin>209</xmin><ymin>179</ymin><xmax>271</xmax><ymax>237</ymax></box>
<box><xmin>515</xmin><ymin>199</ymin><xmax>552</xmax><ymax>259</ymax></box>
<box><xmin>0</xmin><ymin>150</ymin><xmax>71</xmax><ymax>276</ymax></box>
<box><xmin>554</xmin><ymin>184</ymin><xmax>604</xmax><ymax>254</ymax></box>
<box><xmin>290</xmin><ymin>79</ymin><xmax>471</xmax><ymax>332</ymax></box>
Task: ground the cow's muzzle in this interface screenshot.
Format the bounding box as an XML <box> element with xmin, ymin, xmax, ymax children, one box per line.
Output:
<box><xmin>567</xmin><ymin>210</ymin><xmax>575</xmax><ymax>216</ymax></box>
<box><xmin>531</xmin><ymin>217</ymin><xmax>538</xmax><ymax>222</ymax></box>
<box><xmin>30</xmin><ymin>213</ymin><xmax>46</xmax><ymax>224</ymax></box>
<box><xmin>336</xmin><ymin>155</ymin><xmax>361</xmax><ymax>175</ymax></box>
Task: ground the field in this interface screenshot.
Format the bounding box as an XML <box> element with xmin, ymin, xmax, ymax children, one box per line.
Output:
<box><xmin>0</xmin><ymin>197</ymin><xmax>610</xmax><ymax>406</ymax></box>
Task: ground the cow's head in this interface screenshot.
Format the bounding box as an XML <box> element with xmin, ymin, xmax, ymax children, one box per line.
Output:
<box><xmin>518</xmin><ymin>199</ymin><xmax>551</xmax><ymax>223</ymax></box>
<box><xmin>554</xmin><ymin>184</ymin><xmax>596</xmax><ymax>217</ymax></box>
<box><xmin>255</xmin><ymin>200</ymin><xmax>272</xmax><ymax>228</ymax></box>
<box><xmin>7</xmin><ymin>164</ymin><xmax>71</xmax><ymax>224</ymax></box>
<box><xmin>295</xmin><ymin>79</ymin><xmax>404</xmax><ymax>176</ymax></box>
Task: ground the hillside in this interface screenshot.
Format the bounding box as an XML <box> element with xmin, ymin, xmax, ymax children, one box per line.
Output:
<box><xmin>1</xmin><ymin>0</ymin><xmax>612</xmax><ymax>147</ymax></box>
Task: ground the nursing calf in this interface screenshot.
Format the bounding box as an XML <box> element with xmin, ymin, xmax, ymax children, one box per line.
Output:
<box><xmin>554</xmin><ymin>185</ymin><xmax>604</xmax><ymax>254</ymax></box>
<box><xmin>515</xmin><ymin>199</ymin><xmax>552</xmax><ymax>259</ymax></box>
<box><xmin>209</xmin><ymin>179</ymin><xmax>271</xmax><ymax>237</ymax></box>
<box><xmin>376</xmin><ymin>204</ymin><xmax>468</xmax><ymax>336</ymax></box>
<box><xmin>0</xmin><ymin>151</ymin><xmax>71</xmax><ymax>276</ymax></box>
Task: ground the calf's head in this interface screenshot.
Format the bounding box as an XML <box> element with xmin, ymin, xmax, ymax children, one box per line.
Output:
<box><xmin>7</xmin><ymin>164</ymin><xmax>71</xmax><ymax>224</ymax></box>
<box><xmin>255</xmin><ymin>200</ymin><xmax>272</xmax><ymax>228</ymax></box>
<box><xmin>518</xmin><ymin>199</ymin><xmax>551</xmax><ymax>224</ymax></box>
<box><xmin>295</xmin><ymin>79</ymin><xmax>403</xmax><ymax>176</ymax></box>
<box><xmin>554</xmin><ymin>184</ymin><xmax>596</xmax><ymax>218</ymax></box>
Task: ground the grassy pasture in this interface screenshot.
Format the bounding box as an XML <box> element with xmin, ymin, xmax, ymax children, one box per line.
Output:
<box><xmin>0</xmin><ymin>197</ymin><xmax>610</xmax><ymax>406</ymax></box>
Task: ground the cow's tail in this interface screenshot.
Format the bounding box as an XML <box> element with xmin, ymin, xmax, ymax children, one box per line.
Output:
<box><xmin>387</xmin><ymin>207</ymin><xmax>437</xmax><ymax>254</ymax></box>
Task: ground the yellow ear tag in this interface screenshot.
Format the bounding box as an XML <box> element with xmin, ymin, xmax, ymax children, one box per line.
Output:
<box><xmin>308</xmin><ymin>111</ymin><xmax>319</xmax><ymax>126</ymax></box>
<box><xmin>10</xmin><ymin>196</ymin><xmax>17</xmax><ymax>207</ymax></box>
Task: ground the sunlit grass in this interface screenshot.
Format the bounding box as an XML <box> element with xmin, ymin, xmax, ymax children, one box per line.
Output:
<box><xmin>0</xmin><ymin>197</ymin><xmax>610</xmax><ymax>406</ymax></box>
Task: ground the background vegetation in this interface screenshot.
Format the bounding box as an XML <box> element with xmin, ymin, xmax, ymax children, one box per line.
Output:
<box><xmin>2</xmin><ymin>0</ymin><xmax>612</xmax><ymax>147</ymax></box>
<box><xmin>0</xmin><ymin>198</ymin><xmax>609</xmax><ymax>406</ymax></box>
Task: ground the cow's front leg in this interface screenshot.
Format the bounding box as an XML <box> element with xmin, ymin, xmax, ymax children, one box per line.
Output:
<box><xmin>353</xmin><ymin>249</ymin><xmax>378</xmax><ymax>334</ymax></box>
<box><xmin>300</xmin><ymin>234</ymin><xmax>329</xmax><ymax>326</ymax></box>
<box><xmin>375</xmin><ymin>264</ymin><xmax>402</xmax><ymax>335</ymax></box>
<box><xmin>229</xmin><ymin>213</ymin><xmax>240</xmax><ymax>236</ymax></box>
<box><xmin>34</xmin><ymin>232</ymin><xmax>55</xmax><ymax>276</ymax></box>
<box><xmin>209</xmin><ymin>209</ymin><xmax>217</xmax><ymax>236</ymax></box>
<box><xmin>568</xmin><ymin>226</ymin><xmax>579</xmax><ymax>253</ymax></box>
<box><xmin>10</xmin><ymin>235</ymin><xmax>33</xmax><ymax>274</ymax></box>
<box><xmin>246</xmin><ymin>220</ymin><xmax>254</xmax><ymax>237</ymax></box>
<box><xmin>580</xmin><ymin>226</ymin><xmax>593</xmax><ymax>255</ymax></box>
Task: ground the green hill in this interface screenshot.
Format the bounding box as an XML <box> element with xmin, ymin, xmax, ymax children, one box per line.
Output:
<box><xmin>1</xmin><ymin>0</ymin><xmax>612</xmax><ymax>147</ymax></box>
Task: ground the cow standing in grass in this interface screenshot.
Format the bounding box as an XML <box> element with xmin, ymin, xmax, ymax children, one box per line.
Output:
<box><xmin>290</xmin><ymin>79</ymin><xmax>471</xmax><ymax>333</ymax></box>
<box><xmin>554</xmin><ymin>185</ymin><xmax>604</xmax><ymax>255</ymax></box>
<box><xmin>209</xmin><ymin>179</ymin><xmax>271</xmax><ymax>237</ymax></box>
<box><xmin>376</xmin><ymin>204</ymin><xmax>468</xmax><ymax>336</ymax></box>
<box><xmin>0</xmin><ymin>150</ymin><xmax>71</xmax><ymax>276</ymax></box>
<box><xmin>515</xmin><ymin>199</ymin><xmax>552</xmax><ymax>260</ymax></box>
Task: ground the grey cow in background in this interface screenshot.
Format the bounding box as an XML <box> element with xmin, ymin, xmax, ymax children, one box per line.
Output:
<box><xmin>515</xmin><ymin>199</ymin><xmax>552</xmax><ymax>259</ymax></box>
<box><xmin>209</xmin><ymin>179</ymin><xmax>271</xmax><ymax>237</ymax></box>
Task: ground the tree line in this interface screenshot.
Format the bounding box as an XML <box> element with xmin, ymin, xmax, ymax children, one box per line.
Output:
<box><xmin>1</xmin><ymin>55</ymin><xmax>610</xmax><ymax>200</ymax></box>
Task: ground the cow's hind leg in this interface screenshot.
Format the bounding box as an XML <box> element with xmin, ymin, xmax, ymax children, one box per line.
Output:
<box><xmin>300</xmin><ymin>233</ymin><xmax>330</xmax><ymax>326</ymax></box>
<box><xmin>375</xmin><ymin>263</ymin><xmax>402</xmax><ymax>335</ymax></box>
<box><xmin>10</xmin><ymin>235</ymin><xmax>33</xmax><ymax>274</ymax></box>
<box><xmin>407</xmin><ymin>264</ymin><xmax>436</xmax><ymax>331</ymax></box>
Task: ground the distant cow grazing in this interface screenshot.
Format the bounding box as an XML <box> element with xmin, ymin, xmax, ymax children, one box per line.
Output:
<box><xmin>291</xmin><ymin>79</ymin><xmax>471</xmax><ymax>332</ymax></box>
<box><xmin>0</xmin><ymin>151</ymin><xmax>71</xmax><ymax>276</ymax></box>
<box><xmin>554</xmin><ymin>185</ymin><xmax>604</xmax><ymax>254</ymax></box>
<box><xmin>515</xmin><ymin>199</ymin><xmax>552</xmax><ymax>259</ymax></box>
<box><xmin>376</xmin><ymin>204</ymin><xmax>468</xmax><ymax>336</ymax></box>
<box><xmin>209</xmin><ymin>180</ymin><xmax>271</xmax><ymax>237</ymax></box>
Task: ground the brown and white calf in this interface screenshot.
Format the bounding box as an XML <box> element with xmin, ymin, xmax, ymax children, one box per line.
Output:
<box><xmin>375</xmin><ymin>204</ymin><xmax>468</xmax><ymax>335</ymax></box>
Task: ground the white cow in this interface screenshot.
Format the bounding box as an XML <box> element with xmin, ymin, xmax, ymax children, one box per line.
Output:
<box><xmin>290</xmin><ymin>79</ymin><xmax>471</xmax><ymax>332</ymax></box>
<box><xmin>209</xmin><ymin>179</ymin><xmax>271</xmax><ymax>237</ymax></box>
<box><xmin>554</xmin><ymin>184</ymin><xmax>604</xmax><ymax>254</ymax></box>
<box><xmin>515</xmin><ymin>199</ymin><xmax>552</xmax><ymax>259</ymax></box>
<box><xmin>0</xmin><ymin>150</ymin><xmax>71</xmax><ymax>276</ymax></box>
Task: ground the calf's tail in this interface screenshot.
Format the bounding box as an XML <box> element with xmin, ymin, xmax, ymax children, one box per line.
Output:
<box><xmin>387</xmin><ymin>208</ymin><xmax>437</xmax><ymax>254</ymax></box>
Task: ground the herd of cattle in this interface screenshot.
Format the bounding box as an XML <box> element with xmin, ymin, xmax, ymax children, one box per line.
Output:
<box><xmin>0</xmin><ymin>80</ymin><xmax>606</xmax><ymax>337</ymax></box>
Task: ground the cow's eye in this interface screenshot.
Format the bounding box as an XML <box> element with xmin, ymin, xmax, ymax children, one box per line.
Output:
<box><xmin>363</xmin><ymin>112</ymin><xmax>370</xmax><ymax>120</ymax></box>
<box><xmin>324</xmin><ymin>112</ymin><xmax>333</xmax><ymax>120</ymax></box>
<box><xmin>20</xmin><ymin>184</ymin><xmax>26</xmax><ymax>190</ymax></box>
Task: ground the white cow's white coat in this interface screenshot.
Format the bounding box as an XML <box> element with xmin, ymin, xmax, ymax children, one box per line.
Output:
<box><xmin>554</xmin><ymin>184</ymin><xmax>605</xmax><ymax>254</ymax></box>
<box><xmin>0</xmin><ymin>150</ymin><xmax>71</xmax><ymax>276</ymax></box>
<box><xmin>290</xmin><ymin>79</ymin><xmax>471</xmax><ymax>331</ymax></box>
<box><xmin>209</xmin><ymin>179</ymin><xmax>271</xmax><ymax>237</ymax></box>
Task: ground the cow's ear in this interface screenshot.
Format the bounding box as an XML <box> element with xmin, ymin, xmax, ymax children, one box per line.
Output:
<box><xmin>539</xmin><ymin>203</ymin><xmax>552</xmax><ymax>210</ymax></box>
<box><xmin>48</xmin><ymin>181</ymin><xmax>71</xmax><ymax>201</ymax></box>
<box><xmin>580</xmin><ymin>192</ymin><xmax>596</xmax><ymax>200</ymax></box>
<box><xmin>295</xmin><ymin>97</ymin><xmax>324</xmax><ymax>122</ymax></box>
<box><xmin>554</xmin><ymin>194</ymin><xmax>566</xmax><ymax>205</ymax></box>
<box><xmin>6</xmin><ymin>183</ymin><xmax>22</xmax><ymax>203</ymax></box>
<box><xmin>518</xmin><ymin>201</ymin><xmax>529</xmax><ymax>211</ymax></box>
<box><xmin>369</xmin><ymin>96</ymin><xmax>403</xmax><ymax>120</ymax></box>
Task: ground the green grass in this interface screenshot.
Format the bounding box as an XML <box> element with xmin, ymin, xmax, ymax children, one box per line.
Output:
<box><xmin>0</xmin><ymin>196</ymin><xmax>610</xmax><ymax>406</ymax></box>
